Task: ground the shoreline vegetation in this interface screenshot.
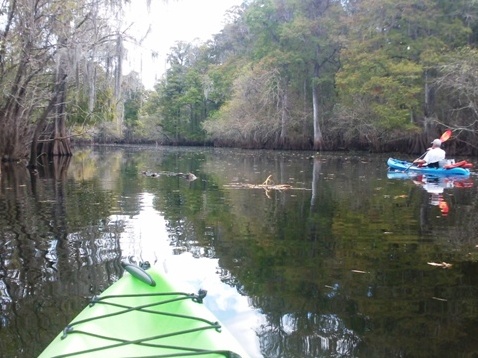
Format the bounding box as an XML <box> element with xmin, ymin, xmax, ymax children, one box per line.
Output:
<box><xmin>1</xmin><ymin>0</ymin><xmax>478</xmax><ymax>166</ymax></box>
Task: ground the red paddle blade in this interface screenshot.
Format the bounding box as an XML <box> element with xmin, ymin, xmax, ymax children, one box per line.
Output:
<box><xmin>440</xmin><ymin>129</ymin><xmax>452</xmax><ymax>142</ymax></box>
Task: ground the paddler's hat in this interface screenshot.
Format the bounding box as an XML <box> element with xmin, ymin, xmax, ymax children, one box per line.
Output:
<box><xmin>431</xmin><ymin>139</ymin><xmax>442</xmax><ymax>146</ymax></box>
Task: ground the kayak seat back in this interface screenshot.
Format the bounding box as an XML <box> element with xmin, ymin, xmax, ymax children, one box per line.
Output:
<box><xmin>438</xmin><ymin>159</ymin><xmax>455</xmax><ymax>168</ymax></box>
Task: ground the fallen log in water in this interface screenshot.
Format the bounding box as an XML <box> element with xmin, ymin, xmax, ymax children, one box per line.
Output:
<box><xmin>223</xmin><ymin>175</ymin><xmax>309</xmax><ymax>197</ymax></box>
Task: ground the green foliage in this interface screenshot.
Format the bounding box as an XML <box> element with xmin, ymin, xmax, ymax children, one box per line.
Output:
<box><xmin>2</xmin><ymin>0</ymin><xmax>478</xmax><ymax>154</ymax></box>
<box><xmin>124</xmin><ymin>92</ymin><xmax>142</xmax><ymax>126</ymax></box>
<box><xmin>338</xmin><ymin>52</ymin><xmax>422</xmax><ymax>130</ymax></box>
<box><xmin>0</xmin><ymin>0</ymin><xmax>143</xmax><ymax>159</ymax></box>
<box><xmin>69</xmin><ymin>87</ymin><xmax>116</xmax><ymax>126</ymax></box>
<box><xmin>143</xmin><ymin>40</ymin><xmax>247</xmax><ymax>145</ymax></box>
<box><xmin>201</xmin><ymin>0</ymin><xmax>343</xmax><ymax>148</ymax></box>
<box><xmin>205</xmin><ymin>61</ymin><xmax>240</xmax><ymax>109</ymax></box>
<box><xmin>332</xmin><ymin>0</ymin><xmax>477</xmax><ymax>149</ymax></box>
<box><xmin>141</xmin><ymin>0</ymin><xmax>478</xmax><ymax>151</ymax></box>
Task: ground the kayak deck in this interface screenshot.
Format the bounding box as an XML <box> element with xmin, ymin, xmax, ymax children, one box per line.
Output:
<box><xmin>39</xmin><ymin>263</ymin><xmax>248</xmax><ymax>358</ymax></box>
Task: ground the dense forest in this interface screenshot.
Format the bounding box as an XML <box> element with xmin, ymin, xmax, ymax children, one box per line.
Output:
<box><xmin>1</xmin><ymin>0</ymin><xmax>478</xmax><ymax>166</ymax></box>
<box><xmin>0</xmin><ymin>0</ymin><xmax>134</xmax><ymax>166</ymax></box>
<box><xmin>125</xmin><ymin>0</ymin><xmax>478</xmax><ymax>155</ymax></box>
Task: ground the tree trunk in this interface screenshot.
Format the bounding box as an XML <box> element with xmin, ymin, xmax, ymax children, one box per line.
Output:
<box><xmin>312</xmin><ymin>84</ymin><xmax>323</xmax><ymax>150</ymax></box>
<box><xmin>39</xmin><ymin>41</ymin><xmax>72</xmax><ymax>158</ymax></box>
<box><xmin>279</xmin><ymin>86</ymin><xmax>289</xmax><ymax>147</ymax></box>
<box><xmin>1</xmin><ymin>56</ymin><xmax>30</xmax><ymax>161</ymax></box>
<box><xmin>115</xmin><ymin>34</ymin><xmax>124</xmax><ymax>137</ymax></box>
<box><xmin>51</xmin><ymin>75</ymin><xmax>72</xmax><ymax>157</ymax></box>
<box><xmin>29</xmin><ymin>77</ymin><xmax>66</xmax><ymax>169</ymax></box>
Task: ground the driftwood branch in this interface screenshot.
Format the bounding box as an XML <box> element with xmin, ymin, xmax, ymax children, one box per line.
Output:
<box><xmin>223</xmin><ymin>175</ymin><xmax>309</xmax><ymax>198</ymax></box>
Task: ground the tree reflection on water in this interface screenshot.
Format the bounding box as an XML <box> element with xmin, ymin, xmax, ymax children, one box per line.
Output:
<box><xmin>1</xmin><ymin>147</ymin><xmax>478</xmax><ymax>357</ymax></box>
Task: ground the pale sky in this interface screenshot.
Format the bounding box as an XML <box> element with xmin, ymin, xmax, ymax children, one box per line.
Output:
<box><xmin>124</xmin><ymin>0</ymin><xmax>244</xmax><ymax>88</ymax></box>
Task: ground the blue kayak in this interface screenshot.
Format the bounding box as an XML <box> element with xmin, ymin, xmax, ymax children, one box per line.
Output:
<box><xmin>387</xmin><ymin>157</ymin><xmax>471</xmax><ymax>176</ymax></box>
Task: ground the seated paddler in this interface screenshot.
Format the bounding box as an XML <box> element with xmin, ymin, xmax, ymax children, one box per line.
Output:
<box><xmin>413</xmin><ymin>138</ymin><xmax>446</xmax><ymax>168</ymax></box>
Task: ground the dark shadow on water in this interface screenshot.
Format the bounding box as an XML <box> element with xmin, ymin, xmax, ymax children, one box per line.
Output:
<box><xmin>0</xmin><ymin>159</ymin><xmax>123</xmax><ymax>357</ymax></box>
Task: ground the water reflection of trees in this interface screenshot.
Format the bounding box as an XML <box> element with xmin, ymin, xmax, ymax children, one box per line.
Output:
<box><xmin>3</xmin><ymin>148</ymin><xmax>475</xmax><ymax>357</ymax></box>
<box><xmin>259</xmin><ymin>313</ymin><xmax>361</xmax><ymax>357</ymax></box>
<box><xmin>0</xmin><ymin>158</ymin><xmax>123</xmax><ymax>357</ymax></box>
<box><xmin>150</xmin><ymin>152</ymin><xmax>478</xmax><ymax>357</ymax></box>
<box><xmin>151</xmin><ymin>154</ymin><xmax>367</xmax><ymax>356</ymax></box>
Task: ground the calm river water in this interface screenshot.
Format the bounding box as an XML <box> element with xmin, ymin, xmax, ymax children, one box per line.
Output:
<box><xmin>1</xmin><ymin>145</ymin><xmax>478</xmax><ymax>358</ymax></box>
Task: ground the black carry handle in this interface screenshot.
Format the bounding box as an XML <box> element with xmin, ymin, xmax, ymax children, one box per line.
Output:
<box><xmin>121</xmin><ymin>261</ymin><xmax>156</xmax><ymax>287</ymax></box>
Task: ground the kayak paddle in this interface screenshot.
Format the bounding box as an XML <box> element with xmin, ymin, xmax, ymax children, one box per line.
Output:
<box><xmin>403</xmin><ymin>129</ymin><xmax>452</xmax><ymax>172</ymax></box>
